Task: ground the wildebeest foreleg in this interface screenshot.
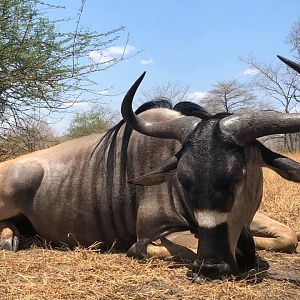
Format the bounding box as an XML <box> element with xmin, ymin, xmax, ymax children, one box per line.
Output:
<box><xmin>250</xmin><ymin>212</ymin><xmax>298</xmax><ymax>253</ymax></box>
<box><xmin>127</xmin><ymin>231</ymin><xmax>197</xmax><ymax>262</ymax></box>
<box><xmin>0</xmin><ymin>220</ymin><xmax>19</xmax><ymax>251</ymax></box>
<box><xmin>0</xmin><ymin>196</ymin><xmax>21</xmax><ymax>251</ymax></box>
<box><xmin>127</xmin><ymin>237</ymin><xmax>151</xmax><ymax>259</ymax></box>
<box><xmin>146</xmin><ymin>232</ymin><xmax>197</xmax><ymax>262</ymax></box>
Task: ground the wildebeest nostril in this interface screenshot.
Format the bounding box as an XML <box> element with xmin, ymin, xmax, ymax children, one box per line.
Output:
<box><xmin>189</xmin><ymin>258</ymin><xmax>233</xmax><ymax>281</ymax></box>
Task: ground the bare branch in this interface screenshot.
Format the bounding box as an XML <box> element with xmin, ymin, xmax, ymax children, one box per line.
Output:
<box><xmin>200</xmin><ymin>79</ymin><xmax>258</xmax><ymax>114</ymax></box>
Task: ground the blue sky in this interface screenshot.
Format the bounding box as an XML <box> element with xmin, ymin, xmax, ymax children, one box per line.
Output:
<box><xmin>48</xmin><ymin>0</ymin><xmax>300</xmax><ymax>133</ymax></box>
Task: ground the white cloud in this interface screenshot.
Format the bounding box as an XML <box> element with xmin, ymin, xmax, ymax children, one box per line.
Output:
<box><xmin>61</xmin><ymin>99</ymin><xmax>91</xmax><ymax>109</ymax></box>
<box><xmin>88</xmin><ymin>50</ymin><xmax>115</xmax><ymax>64</ymax></box>
<box><xmin>98</xmin><ymin>90</ymin><xmax>109</xmax><ymax>96</ymax></box>
<box><xmin>71</xmin><ymin>102</ymin><xmax>91</xmax><ymax>109</ymax></box>
<box><xmin>188</xmin><ymin>91</ymin><xmax>209</xmax><ymax>100</ymax></box>
<box><xmin>140</xmin><ymin>58</ymin><xmax>153</xmax><ymax>65</ymax></box>
<box><xmin>241</xmin><ymin>68</ymin><xmax>260</xmax><ymax>76</ymax></box>
<box><xmin>108</xmin><ymin>45</ymin><xmax>137</xmax><ymax>55</ymax></box>
<box><xmin>88</xmin><ymin>44</ymin><xmax>137</xmax><ymax>64</ymax></box>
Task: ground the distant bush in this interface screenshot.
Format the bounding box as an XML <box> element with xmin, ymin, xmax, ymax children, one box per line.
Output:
<box><xmin>65</xmin><ymin>106</ymin><xmax>119</xmax><ymax>139</ymax></box>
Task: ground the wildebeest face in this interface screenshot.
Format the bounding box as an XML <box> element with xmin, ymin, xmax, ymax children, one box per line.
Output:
<box><xmin>176</xmin><ymin>120</ymin><xmax>248</xmax><ymax>279</ymax></box>
<box><xmin>131</xmin><ymin>118</ymin><xmax>251</xmax><ymax>279</ymax></box>
<box><xmin>177</xmin><ymin>119</ymin><xmax>244</xmax><ymax>213</ymax></box>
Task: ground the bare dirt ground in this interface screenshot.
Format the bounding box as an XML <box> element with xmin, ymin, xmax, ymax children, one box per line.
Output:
<box><xmin>0</xmin><ymin>154</ymin><xmax>299</xmax><ymax>300</ymax></box>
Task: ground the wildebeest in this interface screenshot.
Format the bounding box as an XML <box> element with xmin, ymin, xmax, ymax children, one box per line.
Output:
<box><xmin>0</xmin><ymin>56</ymin><xmax>299</xmax><ymax>281</ymax></box>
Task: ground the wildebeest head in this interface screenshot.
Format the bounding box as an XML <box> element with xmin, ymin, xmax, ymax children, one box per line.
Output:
<box><xmin>121</xmin><ymin>70</ymin><xmax>300</xmax><ymax>280</ymax></box>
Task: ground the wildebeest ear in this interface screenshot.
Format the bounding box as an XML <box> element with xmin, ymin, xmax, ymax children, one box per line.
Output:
<box><xmin>129</xmin><ymin>150</ymin><xmax>182</xmax><ymax>186</ymax></box>
<box><xmin>259</xmin><ymin>143</ymin><xmax>300</xmax><ymax>182</ymax></box>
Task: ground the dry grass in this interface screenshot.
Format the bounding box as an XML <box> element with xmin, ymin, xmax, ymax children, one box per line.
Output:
<box><xmin>260</xmin><ymin>153</ymin><xmax>300</xmax><ymax>233</ymax></box>
<box><xmin>0</xmin><ymin>154</ymin><xmax>300</xmax><ymax>299</ymax></box>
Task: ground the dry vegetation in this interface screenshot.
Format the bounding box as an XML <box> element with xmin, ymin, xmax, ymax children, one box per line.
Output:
<box><xmin>0</xmin><ymin>155</ymin><xmax>299</xmax><ymax>299</ymax></box>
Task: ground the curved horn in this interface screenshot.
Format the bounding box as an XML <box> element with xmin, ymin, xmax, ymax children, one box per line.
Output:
<box><xmin>277</xmin><ymin>55</ymin><xmax>300</xmax><ymax>73</ymax></box>
<box><xmin>121</xmin><ymin>72</ymin><xmax>199</xmax><ymax>142</ymax></box>
<box><xmin>220</xmin><ymin>112</ymin><xmax>300</xmax><ymax>146</ymax></box>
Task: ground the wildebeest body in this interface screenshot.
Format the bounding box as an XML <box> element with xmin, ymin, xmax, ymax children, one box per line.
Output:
<box><xmin>0</xmin><ymin>59</ymin><xmax>300</xmax><ymax>280</ymax></box>
<box><xmin>0</xmin><ymin>107</ymin><xmax>192</xmax><ymax>249</ymax></box>
<box><xmin>0</xmin><ymin>107</ymin><xmax>264</xmax><ymax>250</ymax></box>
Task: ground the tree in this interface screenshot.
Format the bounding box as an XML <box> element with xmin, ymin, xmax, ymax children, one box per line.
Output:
<box><xmin>66</xmin><ymin>106</ymin><xmax>119</xmax><ymax>139</ymax></box>
<box><xmin>0</xmin><ymin>115</ymin><xmax>57</xmax><ymax>161</ymax></box>
<box><xmin>200</xmin><ymin>80</ymin><xmax>257</xmax><ymax>114</ymax></box>
<box><xmin>141</xmin><ymin>82</ymin><xmax>190</xmax><ymax>104</ymax></box>
<box><xmin>242</xmin><ymin>55</ymin><xmax>299</xmax><ymax>113</ymax></box>
<box><xmin>287</xmin><ymin>21</ymin><xmax>300</xmax><ymax>59</ymax></box>
<box><xmin>0</xmin><ymin>0</ymin><xmax>128</xmax><ymax>132</ymax></box>
<box><xmin>241</xmin><ymin>21</ymin><xmax>300</xmax><ymax>151</ymax></box>
<box><xmin>242</xmin><ymin>57</ymin><xmax>300</xmax><ymax>151</ymax></box>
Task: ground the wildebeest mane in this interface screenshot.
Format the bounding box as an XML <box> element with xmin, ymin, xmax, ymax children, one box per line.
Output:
<box><xmin>173</xmin><ymin>101</ymin><xmax>212</xmax><ymax>119</ymax></box>
<box><xmin>93</xmin><ymin>99</ymin><xmax>212</xmax><ymax>206</ymax></box>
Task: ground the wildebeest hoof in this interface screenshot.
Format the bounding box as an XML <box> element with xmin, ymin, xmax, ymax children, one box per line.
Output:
<box><xmin>254</xmin><ymin>255</ymin><xmax>269</xmax><ymax>272</ymax></box>
<box><xmin>234</xmin><ymin>257</ymin><xmax>269</xmax><ymax>283</ymax></box>
<box><xmin>0</xmin><ymin>236</ymin><xmax>19</xmax><ymax>251</ymax></box>
<box><xmin>127</xmin><ymin>245</ymin><xmax>145</xmax><ymax>259</ymax></box>
<box><xmin>127</xmin><ymin>238</ymin><xmax>150</xmax><ymax>259</ymax></box>
<box><xmin>0</xmin><ymin>225</ymin><xmax>20</xmax><ymax>251</ymax></box>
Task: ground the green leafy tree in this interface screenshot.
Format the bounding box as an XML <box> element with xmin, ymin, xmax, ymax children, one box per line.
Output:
<box><xmin>0</xmin><ymin>0</ymin><xmax>128</xmax><ymax>132</ymax></box>
<box><xmin>66</xmin><ymin>106</ymin><xmax>119</xmax><ymax>139</ymax></box>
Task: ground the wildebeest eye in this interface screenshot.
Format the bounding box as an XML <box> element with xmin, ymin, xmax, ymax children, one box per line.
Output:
<box><xmin>177</xmin><ymin>171</ymin><xmax>193</xmax><ymax>191</ymax></box>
